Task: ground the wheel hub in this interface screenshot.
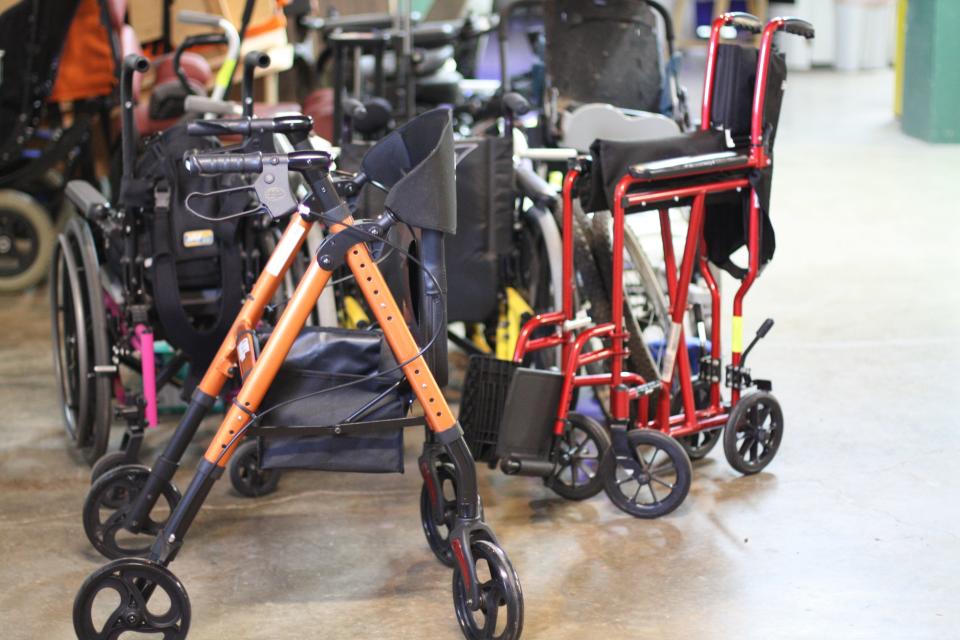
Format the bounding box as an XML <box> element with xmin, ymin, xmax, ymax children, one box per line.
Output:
<box><xmin>123</xmin><ymin>608</ymin><xmax>142</xmax><ymax>627</ymax></box>
<box><xmin>0</xmin><ymin>235</ymin><xmax>11</xmax><ymax>254</ymax></box>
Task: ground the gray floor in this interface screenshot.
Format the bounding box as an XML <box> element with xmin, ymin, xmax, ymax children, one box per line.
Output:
<box><xmin>2</xmin><ymin>68</ymin><xmax>959</xmax><ymax>640</ymax></box>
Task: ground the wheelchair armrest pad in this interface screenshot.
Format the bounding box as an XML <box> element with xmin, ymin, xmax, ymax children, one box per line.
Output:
<box><xmin>628</xmin><ymin>151</ymin><xmax>749</xmax><ymax>180</ymax></box>
<box><xmin>66</xmin><ymin>180</ymin><xmax>109</xmax><ymax>217</ymax></box>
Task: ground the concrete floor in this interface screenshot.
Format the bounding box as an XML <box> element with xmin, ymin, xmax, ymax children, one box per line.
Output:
<box><xmin>2</xmin><ymin>68</ymin><xmax>959</xmax><ymax>640</ymax></box>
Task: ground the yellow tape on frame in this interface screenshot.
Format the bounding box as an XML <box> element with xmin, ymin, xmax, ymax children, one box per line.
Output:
<box><xmin>731</xmin><ymin>316</ymin><xmax>743</xmax><ymax>354</ymax></box>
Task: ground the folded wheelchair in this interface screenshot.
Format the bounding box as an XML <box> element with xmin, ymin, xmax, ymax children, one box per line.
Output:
<box><xmin>73</xmin><ymin>107</ymin><xmax>524</xmax><ymax>640</ymax></box>
<box><xmin>457</xmin><ymin>13</ymin><xmax>813</xmax><ymax>518</ymax></box>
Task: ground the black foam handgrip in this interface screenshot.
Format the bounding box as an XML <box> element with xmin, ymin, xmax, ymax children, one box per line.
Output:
<box><xmin>342</xmin><ymin>98</ymin><xmax>367</xmax><ymax>120</ymax></box>
<box><xmin>778</xmin><ymin>17</ymin><xmax>815</xmax><ymax>39</ymax></box>
<box><xmin>724</xmin><ymin>11</ymin><xmax>763</xmax><ymax>33</ymax></box>
<box><xmin>187</xmin><ymin>115</ymin><xmax>313</xmax><ymax>137</ymax></box>
<box><xmin>756</xmin><ymin>318</ymin><xmax>775</xmax><ymax>338</ymax></box>
<box><xmin>183</xmin><ymin>151</ymin><xmax>262</xmax><ymax>175</ymax></box>
<box><xmin>503</xmin><ymin>91</ymin><xmax>531</xmax><ymax>116</ymax></box>
<box><xmin>186</xmin><ymin>119</ymin><xmax>249</xmax><ymax>137</ymax></box>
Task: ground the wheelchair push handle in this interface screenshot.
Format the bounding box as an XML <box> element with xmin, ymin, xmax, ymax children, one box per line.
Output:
<box><xmin>177</xmin><ymin>10</ymin><xmax>224</xmax><ymax>27</ymax></box>
<box><xmin>342</xmin><ymin>97</ymin><xmax>367</xmax><ymax>120</ymax></box>
<box><xmin>771</xmin><ymin>16</ymin><xmax>815</xmax><ymax>39</ymax></box>
<box><xmin>187</xmin><ymin>115</ymin><xmax>314</xmax><ymax>138</ymax></box>
<box><xmin>721</xmin><ymin>11</ymin><xmax>763</xmax><ymax>34</ymax></box>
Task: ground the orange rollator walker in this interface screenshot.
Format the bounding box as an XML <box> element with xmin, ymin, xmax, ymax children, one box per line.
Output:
<box><xmin>73</xmin><ymin>109</ymin><xmax>524</xmax><ymax>640</ymax></box>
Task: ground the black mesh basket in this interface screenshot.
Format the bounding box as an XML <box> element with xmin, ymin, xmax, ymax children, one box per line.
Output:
<box><xmin>458</xmin><ymin>356</ymin><xmax>521</xmax><ymax>462</ymax></box>
<box><xmin>254</xmin><ymin>326</ymin><xmax>411</xmax><ymax>473</ymax></box>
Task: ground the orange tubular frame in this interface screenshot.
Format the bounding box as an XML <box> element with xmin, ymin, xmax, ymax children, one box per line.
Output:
<box><xmin>203</xmin><ymin>215</ymin><xmax>455</xmax><ymax>467</ymax></box>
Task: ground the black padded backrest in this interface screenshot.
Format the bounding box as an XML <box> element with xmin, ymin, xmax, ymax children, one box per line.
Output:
<box><xmin>360</xmin><ymin>108</ymin><xmax>457</xmax><ymax>234</ymax></box>
<box><xmin>359</xmin><ymin>109</ymin><xmax>457</xmax><ymax>387</ymax></box>
<box><xmin>710</xmin><ymin>43</ymin><xmax>787</xmax><ymax>148</ymax></box>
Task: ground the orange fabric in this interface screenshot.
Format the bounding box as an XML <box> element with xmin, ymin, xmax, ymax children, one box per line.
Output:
<box><xmin>49</xmin><ymin>0</ymin><xmax>116</xmax><ymax>102</ymax></box>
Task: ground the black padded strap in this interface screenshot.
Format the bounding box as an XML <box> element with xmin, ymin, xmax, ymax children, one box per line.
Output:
<box><xmin>150</xmin><ymin>181</ymin><xmax>243</xmax><ymax>367</ymax></box>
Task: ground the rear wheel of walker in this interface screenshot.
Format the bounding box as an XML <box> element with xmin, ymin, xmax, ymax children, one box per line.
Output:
<box><xmin>420</xmin><ymin>460</ymin><xmax>458</xmax><ymax>567</ymax></box>
<box><xmin>74</xmin><ymin>557</ymin><xmax>190</xmax><ymax>640</ymax></box>
<box><xmin>603</xmin><ymin>430</ymin><xmax>692</xmax><ymax>518</ymax></box>
<box><xmin>723</xmin><ymin>392</ymin><xmax>783</xmax><ymax>475</ymax></box>
<box><xmin>50</xmin><ymin>224</ymin><xmax>112</xmax><ymax>464</ymax></box>
<box><xmin>91</xmin><ymin>451</ymin><xmax>134</xmax><ymax>483</ymax></box>
<box><xmin>452</xmin><ymin>539</ymin><xmax>524</xmax><ymax>640</ymax></box>
<box><xmin>545</xmin><ymin>413</ymin><xmax>612</xmax><ymax>501</ymax></box>
<box><xmin>229</xmin><ymin>440</ymin><xmax>281</xmax><ymax>498</ymax></box>
<box><xmin>83</xmin><ymin>464</ymin><xmax>181</xmax><ymax>560</ymax></box>
<box><xmin>0</xmin><ymin>189</ymin><xmax>55</xmax><ymax>291</ymax></box>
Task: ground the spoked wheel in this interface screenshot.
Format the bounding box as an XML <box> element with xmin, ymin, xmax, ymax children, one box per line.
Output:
<box><xmin>51</xmin><ymin>217</ymin><xmax>112</xmax><ymax>465</ymax></box>
<box><xmin>452</xmin><ymin>539</ymin><xmax>524</xmax><ymax>640</ymax></box>
<box><xmin>83</xmin><ymin>464</ymin><xmax>181</xmax><ymax>560</ymax></box>
<box><xmin>679</xmin><ymin>429</ymin><xmax>721</xmax><ymax>461</ymax></box>
<box><xmin>229</xmin><ymin>440</ymin><xmax>281</xmax><ymax>498</ymax></box>
<box><xmin>675</xmin><ymin>380</ymin><xmax>720</xmax><ymax>461</ymax></box>
<box><xmin>603</xmin><ymin>429</ymin><xmax>692</xmax><ymax>518</ymax></box>
<box><xmin>544</xmin><ymin>413</ymin><xmax>612</xmax><ymax>500</ymax></box>
<box><xmin>723</xmin><ymin>392</ymin><xmax>783</xmax><ymax>475</ymax></box>
<box><xmin>73</xmin><ymin>557</ymin><xmax>190</xmax><ymax>640</ymax></box>
<box><xmin>0</xmin><ymin>189</ymin><xmax>55</xmax><ymax>292</ymax></box>
<box><xmin>420</xmin><ymin>459</ymin><xmax>459</xmax><ymax>567</ymax></box>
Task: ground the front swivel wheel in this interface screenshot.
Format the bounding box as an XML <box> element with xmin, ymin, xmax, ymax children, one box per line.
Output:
<box><xmin>603</xmin><ymin>429</ymin><xmax>692</xmax><ymax>518</ymax></box>
<box><xmin>229</xmin><ymin>440</ymin><xmax>281</xmax><ymax>498</ymax></box>
<box><xmin>73</xmin><ymin>557</ymin><xmax>190</xmax><ymax>640</ymax></box>
<box><xmin>452</xmin><ymin>539</ymin><xmax>524</xmax><ymax>640</ymax></box>
<box><xmin>723</xmin><ymin>392</ymin><xmax>783</xmax><ymax>475</ymax></box>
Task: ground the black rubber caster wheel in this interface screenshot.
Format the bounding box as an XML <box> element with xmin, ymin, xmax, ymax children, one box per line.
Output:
<box><xmin>544</xmin><ymin>412</ymin><xmax>612</xmax><ymax>501</ymax></box>
<box><xmin>675</xmin><ymin>380</ymin><xmax>719</xmax><ymax>460</ymax></box>
<box><xmin>91</xmin><ymin>451</ymin><xmax>134</xmax><ymax>484</ymax></box>
<box><xmin>603</xmin><ymin>429</ymin><xmax>692</xmax><ymax>518</ymax></box>
<box><xmin>452</xmin><ymin>539</ymin><xmax>524</xmax><ymax>640</ymax></box>
<box><xmin>229</xmin><ymin>440</ymin><xmax>280</xmax><ymax>498</ymax></box>
<box><xmin>420</xmin><ymin>460</ymin><xmax>458</xmax><ymax>567</ymax></box>
<box><xmin>83</xmin><ymin>464</ymin><xmax>181</xmax><ymax>560</ymax></box>
<box><xmin>679</xmin><ymin>429</ymin><xmax>721</xmax><ymax>461</ymax></box>
<box><xmin>723</xmin><ymin>392</ymin><xmax>783</xmax><ymax>475</ymax></box>
<box><xmin>74</xmin><ymin>557</ymin><xmax>190</xmax><ymax>640</ymax></box>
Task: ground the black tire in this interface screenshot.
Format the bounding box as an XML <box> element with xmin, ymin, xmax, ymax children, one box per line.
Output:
<box><xmin>603</xmin><ymin>429</ymin><xmax>691</xmax><ymax>518</ymax></box>
<box><xmin>590</xmin><ymin>210</ymin><xmax>660</xmax><ymax>384</ymax></box>
<box><xmin>675</xmin><ymin>380</ymin><xmax>720</xmax><ymax>461</ymax></box>
<box><xmin>515</xmin><ymin>207</ymin><xmax>561</xmax><ymax>369</ymax></box>
<box><xmin>229</xmin><ymin>440</ymin><xmax>281</xmax><ymax>498</ymax></box>
<box><xmin>74</xmin><ymin>557</ymin><xmax>190</xmax><ymax>640</ymax></box>
<box><xmin>0</xmin><ymin>189</ymin><xmax>55</xmax><ymax>291</ymax></box>
<box><xmin>544</xmin><ymin>413</ymin><xmax>612</xmax><ymax>501</ymax></box>
<box><xmin>452</xmin><ymin>539</ymin><xmax>524</xmax><ymax>640</ymax></box>
<box><xmin>50</xmin><ymin>221</ymin><xmax>112</xmax><ymax>465</ymax></box>
<box><xmin>420</xmin><ymin>460</ymin><xmax>458</xmax><ymax>567</ymax></box>
<box><xmin>83</xmin><ymin>464</ymin><xmax>182</xmax><ymax>560</ymax></box>
<box><xmin>90</xmin><ymin>451</ymin><xmax>133</xmax><ymax>483</ymax></box>
<box><xmin>723</xmin><ymin>392</ymin><xmax>783</xmax><ymax>475</ymax></box>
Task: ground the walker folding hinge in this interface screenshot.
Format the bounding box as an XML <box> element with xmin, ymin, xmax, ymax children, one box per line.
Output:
<box><xmin>700</xmin><ymin>356</ymin><xmax>722</xmax><ymax>384</ymax></box>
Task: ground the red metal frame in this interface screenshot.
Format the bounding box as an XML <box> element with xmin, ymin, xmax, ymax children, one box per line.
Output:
<box><xmin>513</xmin><ymin>13</ymin><xmax>797</xmax><ymax>441</ymax></box>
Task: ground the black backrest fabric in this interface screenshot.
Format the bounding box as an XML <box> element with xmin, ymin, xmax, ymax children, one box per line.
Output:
<box><xmin>445</xmin><ymin>136</ymin><xmax>516</xmax><ymax>323</ymax></box>
<box><xmin>544</xmin><ymin>0</ymin><xmax>661</xmax><ymax>112</ymax></box>
<box><xmin>360</xmin><ymin>108</ymin><xmax>457</xmax><ymax>234</ymax></box>
<box><xmin>710</xmin><ymin>43</ymin><xmax>788</xmax><ymax>148</ymax></box>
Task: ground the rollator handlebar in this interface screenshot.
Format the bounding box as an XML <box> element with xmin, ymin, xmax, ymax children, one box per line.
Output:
<box><xmin>186</xmin><ymin>115</ymin><xmax>314</xmax><ymax>138</ymax></box>
<box><xmin>183</xmin><ymin>150</ymin><xmax>332</xmax><ymax>176</ymax></box>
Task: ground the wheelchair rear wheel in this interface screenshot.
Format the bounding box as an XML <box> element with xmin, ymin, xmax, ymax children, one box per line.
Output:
<box><xmin>51</xmin><ymin>220</ymin><xmax>112</xmax><ymax>464</ymax></box>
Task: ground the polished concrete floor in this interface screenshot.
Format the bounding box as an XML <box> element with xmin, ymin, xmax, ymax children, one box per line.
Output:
<box><xmin>2</xmin><ymin>69</ymin><xmax>959</xmax><ymax>640</ymax></box>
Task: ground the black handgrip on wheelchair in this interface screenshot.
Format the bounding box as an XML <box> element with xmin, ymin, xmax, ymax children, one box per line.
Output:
<box><xmin>503</xmin><ymin>92</ymin><xmax>531</xmax><ymax>117</ymax></box>
<box><xmin>774</xmin><ymin>17</ymin><xmax>815</xmax><ymax>39</ymax></box>
<box><xmin>342</xmin><ymin>97</ymin><xmax>367</xmax><ymax>120</ymax></box>
<box><xmin>184</xmin><ymin>152</ymin><xmax>263</xmax><ymax>175</ymax></box>
<box><xmin>242</xmin><ymin>51</ymin><xmax>271</xmax><ymax>117</ymax></box>
<box><xmin>722</xmin><ymin>12</ymin><xmax>763</xmax><ymax>34</ymax></box>
<box><xmin>187</xmin><ymin>115</ymin><xmax>314</xmax><ymax>138</ymax></box>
